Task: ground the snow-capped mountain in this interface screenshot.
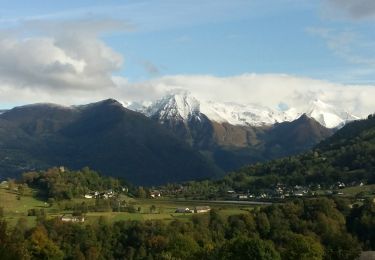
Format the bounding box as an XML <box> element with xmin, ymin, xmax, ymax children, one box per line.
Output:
<box><xmin>305</xmin><ymin>99</ymin><xmax>360</xmax><ymax>128</ymax></box>
<box><xmin>199</xmin><ymin>101</ymin><xmax>296</xmax><ymax>127</ymax></box>
<box><xmin>126</xmin><ymin>90</ymin><xmax>359</xmax><ymax>129</ymax></box>
<box><xmin>135</xmin><ymin>90</ymin><xmax>297</xmax><ymax>127</ymax></box>
<box><xmin>143</xmin><ymin>90</ymin><xmax>202</xmax><ymax>122</ymax></box>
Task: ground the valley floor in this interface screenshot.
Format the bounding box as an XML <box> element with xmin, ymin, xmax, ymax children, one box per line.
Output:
<box><xmin>1</xmin><ymin>181</ymin><xmax>374</xmax><ymax>228</ymax></box>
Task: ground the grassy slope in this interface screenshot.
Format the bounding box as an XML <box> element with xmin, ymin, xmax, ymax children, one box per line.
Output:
<box><xmin>340</xmin><ymin>184</ymin><xmax>375</xmax><ymax>196</ymax></box>
<box><xmin>0</xmin><ymin>183</ymin><xmax>46</xmax><ymax>227</ymax></box>
<box><xmin>0</xmin><ymin>186</ymin><xmax>45</xmax><ymax>214</ymax></box>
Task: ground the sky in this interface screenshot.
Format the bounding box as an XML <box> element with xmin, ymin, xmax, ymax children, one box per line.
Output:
<box><xmin>0</xmin><ymin>0</ymin><xmax>374</xmax><ymax>116</ymax></box>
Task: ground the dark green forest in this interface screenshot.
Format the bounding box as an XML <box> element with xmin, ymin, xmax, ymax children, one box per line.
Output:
<box><xmin>1</xmin><ymin>197</ymin><xmax>373</xmax><ymax>260</ymax></box>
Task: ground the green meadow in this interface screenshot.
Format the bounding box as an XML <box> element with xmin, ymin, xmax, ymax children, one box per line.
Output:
<box><xmin>0</xmin><ymin>183</ymin><xmax>253</xmax><ymax>227</ymax></box>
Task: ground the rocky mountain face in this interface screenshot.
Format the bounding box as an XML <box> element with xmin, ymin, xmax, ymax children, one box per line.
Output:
<box><xmin>130</xmin><ymin>91</ymin><xmax>345</xmax><ymax>170</ymax></box>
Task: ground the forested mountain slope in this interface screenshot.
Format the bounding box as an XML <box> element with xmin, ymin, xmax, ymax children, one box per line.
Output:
<box><xmin>0</xmin><ymin>99</ymin><xmax>221</xmax><ymax>185</ymax></box>
<box><xmin>220</xmin><ymin>114</ymin><xmax>375</xmax><ymax>190</ymax></box>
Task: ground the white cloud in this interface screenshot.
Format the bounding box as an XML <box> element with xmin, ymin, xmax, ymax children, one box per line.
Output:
<box><xmin>0</xmin><ymin>19</ymin><xmax>373</xmax><ymax>118</ymax></box>
<box><xmin>0</xmin><ymin>18</ymin><xmax>128</xmax><ymax>94</ymax></box>
<box><xmin>1</xmin><ymin>65</ymin><xmax>375</xmax><ymax>117</ymax></box>
<box><xmin>126</xmin><ymin>74</ymin><xmax>375</xmax><ymax>117</ymax></box>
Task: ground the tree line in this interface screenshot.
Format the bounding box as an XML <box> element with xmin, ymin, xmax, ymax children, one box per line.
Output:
<box><xmin>1</xmin><ymin>197</ymin><xmax>373</xmax><ymax>260</ymax></box>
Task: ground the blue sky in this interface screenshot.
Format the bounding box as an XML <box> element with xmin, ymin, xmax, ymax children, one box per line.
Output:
<box><xmin>0</xmin><ymin>0</ymin><xmax>374</xmax><ymax>114</ymax></box>
<box><xmin>0</xmin><ymin>0</ymin><xmax>374</xmax><ymax>83</ymax></box>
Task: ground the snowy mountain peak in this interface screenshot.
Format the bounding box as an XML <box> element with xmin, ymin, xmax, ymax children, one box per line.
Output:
<box><xmin>125</xmin><ymin>94</ymin><xmax>360</xmax><ymax>128</ymax></box>
<box><xmin>306</xmin><ymin>99</ymin><xmax>359</xmax><ymax>128</ymax></box>
<box><xmin>145</xmin><ymin>90</ymin><xmax>201</xmax><ymax>121</ymax></box>
<box><xmin>199</xmin><ymin>101</ymin><xmax>294</xmax><ymax>126</ymax></box>
<box><xmin>141</xmin><ymin>92</ymin><xmax>297</xmax><ymax>127</ymax></box>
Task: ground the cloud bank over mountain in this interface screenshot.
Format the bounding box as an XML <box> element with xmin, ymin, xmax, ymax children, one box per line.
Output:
<box><xmin>126</xmin><ymin>74</ymin><xmax>375</xmax><ymax>118</ymax></box>
<box><xmin>0</xmin><ymin>19</ymin><xmax>374</xmax><ymax>118</ymax></box>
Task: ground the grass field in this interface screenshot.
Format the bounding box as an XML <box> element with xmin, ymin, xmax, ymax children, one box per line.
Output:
<box><xmin>313</xmin><ymin>184</ymin><xmax>375</xmax><ymax>199</ymax></box>
<box><xmin>81</xmin><ymin>198</ymin><xmax>254</xmax><ymax>225</ymax></box>
<box><xmin>340</xmin><ymin>184</ymin><xmax>375</xmax><ymax>197</ymax></box>
<box><xmin>0</xmin><ymin>183</ymin><xmax>257</xmax><ymax>227</ymax></box>
<box><xmin>0</xmin><ymin>184</ymin><xmax>47</xmax><ymax>214</ymax></box>
<box><xmin>0</xmin><ymin>183</ymin><xmax>47</xmax><ymax>227</ymax></box>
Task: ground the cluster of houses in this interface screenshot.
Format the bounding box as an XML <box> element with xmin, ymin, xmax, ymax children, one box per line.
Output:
<box><xmin>229</xmin><ymin>186</ymin><xmax>314</xmax><ymax>200</ymax></box>
<box><xmin>83</xmin><ymin>186</ymin><xmax>129</xmax><ymax>200</ymax></box>
<box><xmin>84</xmin><ymin>189</ymin><xmax>116</xmax><ymax>199</ymax></box>
<box><xmin>175</xmin><ymin>206</ymin><xmax>211</xmax><ymax>214</ymax></box>
<box><xmin>226</xmin><ymin>181</ymin><xmax>368</xmax><ymax>200</ymax></box>
<box><xmin>60</xmin><ymin>214</ymin><xmax>85</xmax><ymax>223</ymax></box>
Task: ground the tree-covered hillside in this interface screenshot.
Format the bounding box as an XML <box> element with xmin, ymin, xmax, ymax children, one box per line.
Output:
<box><xmin>218</xmin><ymin>114</ymin><xmax>375</xmax><ymax>191</ymax></box>
<box><xmin>21</xmin><ymin>167</ymin><xmax>124</xmax><ymax>200</ymax></box>
<box><xmin>0</xmin><ymin>99</ymin><xmax>222</xmax><ymax>185</ymax></box>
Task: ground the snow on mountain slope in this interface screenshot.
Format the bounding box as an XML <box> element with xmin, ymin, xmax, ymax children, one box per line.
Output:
<box><xmin>123</xmin><ymin>100</ymin><xmax>150</xmax><ymax>113</ymax></box>
<box><xmin>144</xmin><ymin>90</ymin><xmax>201</xmax><ymax>121</ymax></box>
<box><xmin>124</xmin><ymin>91</ymin><xmax>359</xmax><ymax>128</ymax></box>
<box><xmin>306</xmin><ymin>99</ymin><xmax>360</xmax><ymax>128</ymax></box>
<box><xmin>199</xmin><ymin>101</ymin><xmax>295</xmax><ymax>126</ymax></box>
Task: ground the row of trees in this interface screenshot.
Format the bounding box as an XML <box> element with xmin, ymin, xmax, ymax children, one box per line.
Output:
<box><xmin>1</xmin><ymin>197</ymin><xmax>372</xmax><ymax>259</ymax></box>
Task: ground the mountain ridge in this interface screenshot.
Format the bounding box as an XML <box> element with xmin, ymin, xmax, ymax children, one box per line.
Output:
<box><xmin>131</xmin><ymin>91</ymin><xmax>359</xmax><ymax>129</ymax></box>
<box><xmin>131</xmin><ymin>92</ymin><xmax>335</xmax><ymax>171</ymax></box>
<box><xmin>0</xmin><ymin>98</ymin><xmax>347</xmax><ymax>185</ymax></box>
<box><xmin>0</xmin><ymin>99</ymin><xmax>222</xmax><ymax>185</ymax></box>
<box><xmin>224</xmin><ymin>113</ymin><xmax>375</xmax><ymax>189</ymax></box>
